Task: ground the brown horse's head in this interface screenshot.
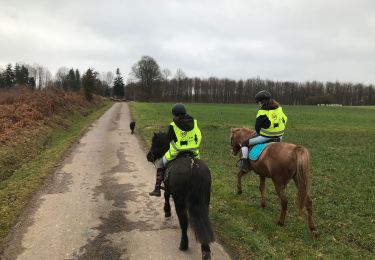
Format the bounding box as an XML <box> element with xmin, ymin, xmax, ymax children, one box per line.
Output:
<box><xmin>230</xmin><ymin>127</ymin><xmax>257</xmax><ymax>155</ymax></box>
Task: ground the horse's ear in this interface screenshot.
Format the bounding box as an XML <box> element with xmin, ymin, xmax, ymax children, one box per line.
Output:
<box><xmin>231</xmin><ymin>128</ymin><xmax>240</xmax><ymax>133</ymax></box>
<box><xmin>153</xmin><ymin>132</ymin><xmax>156</xmax><ymax>136</ymax></box>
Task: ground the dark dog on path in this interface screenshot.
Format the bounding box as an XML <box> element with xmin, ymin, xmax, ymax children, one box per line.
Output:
<box><xmin>130</xmin><ymin>121</ymin><xmax>136</xmax><ymax>134</ymax></box>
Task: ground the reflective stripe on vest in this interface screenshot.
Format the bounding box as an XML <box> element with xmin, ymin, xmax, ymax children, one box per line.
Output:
<box><xmin>256</xmin><ymin>107</ymin><xmax>287</xmax><ymax>137</ymax></box>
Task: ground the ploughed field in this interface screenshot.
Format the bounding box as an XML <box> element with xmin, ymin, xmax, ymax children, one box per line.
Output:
<box><xmin>129</xmin><ymin>102</ymin><xmax>375</xmax><ymax>259</ymax></box>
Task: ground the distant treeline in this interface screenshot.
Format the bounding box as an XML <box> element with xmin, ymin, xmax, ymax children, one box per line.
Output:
<box><xmin>0</xmin><ymin>63</ymin><xmax>125</xmax><ymax>101</ymax></box>
<box><xmin>126</xmin><ymin>56</ymin><xmax>375</xmax><ymax>105</ymax></box>
<box><xmin>126</xmin><ymin>78</ymin><xmax>375</xmax><ymax>105</ymax></box>
<box><xmin>1</xmin><ymin>58</ymin><xmax>374</xmax><ymax>105</ymax></box>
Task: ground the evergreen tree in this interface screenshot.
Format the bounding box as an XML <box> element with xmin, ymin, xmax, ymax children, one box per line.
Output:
<box><xmin>113</xmin><ymin>68</ymin><xmax>125</xmax><ymax>98</ymax></box>
<box><xmin>75</xmin><ymin>69</ymin><xmax>81</xmax><ymax>91</ymax></box>
<box><xmin>21</xmin><ymin>65</ymin><xmax>29</xmax><ymax>85</ymax></box>
<box><xmin>0</xmin><ymin>71</ymin><xmax>4</xmax><ymax>89</ymax></box>
<box><xmin>82</xmin><ymin>68</ymin><xmax>96</xmax><ymax>101</ymax></box>
<box><xmin>67</xmin><ymin>69</ymin><xmax>76</xmax><ymax>91</ymax></box>
<box><xmin>14</xmin><ymin>64</ymin><xmax>21</xmax><ymax>85</ymax></box>
<box><xmin>14</xmin><ymin>64</ymin><xmax>29</xmax><ymax>85</ymax></box>
<box><xmin>4</xmin><ymin>64</ymin><xmax>15</xmax><ymax>89</ymax></box>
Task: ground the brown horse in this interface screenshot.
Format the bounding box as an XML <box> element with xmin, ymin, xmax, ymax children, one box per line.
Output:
<box><xmin>230</xmin><ymin>127</ymin><xmax>317</xmax><ymax>234</ymax></box>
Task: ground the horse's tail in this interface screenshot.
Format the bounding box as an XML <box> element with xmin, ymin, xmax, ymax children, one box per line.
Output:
<box><xmin>294</xmin><ymin>146</ymin><xmax>310</xmax><ymax>214</ymax></box>
<box><xmin>187</xmin><ymin>160</ymin><xmax>215</xmax><ymax>245</ymax></box>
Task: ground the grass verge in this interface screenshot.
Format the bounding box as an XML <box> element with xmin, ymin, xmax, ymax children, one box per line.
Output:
<box><xmin>0</xmin><ymin>101</ymin><xmax>113</xmax><ymax>240</ymax></box>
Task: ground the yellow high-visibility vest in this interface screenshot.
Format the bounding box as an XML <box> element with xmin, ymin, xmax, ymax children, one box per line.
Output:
<box><xmin>256</xmin><ymin>107</ymin><xmax>287</xmax><ymax>137</ymax></box>
<box><xmin>164</xmin><ymin>119</ymin><xmax>201</xmax><ymax>161</ymax></box>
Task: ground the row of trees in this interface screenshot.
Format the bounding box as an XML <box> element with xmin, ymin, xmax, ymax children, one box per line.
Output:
<box><xmin>1</xmin><ymin>57</ymin><xmax>374</xmax><ymax>105</ymax></box>
<box><xmin>80</xmin><ymin>68</ymin><xmax>125</xmax><ymax>101</ymax></box>
<box><xmin>126</xmin><ymin>56</ymin><xmax>375</xmax><ymax>105</ymax></box>
<box><xmin>0</xmin><ymin>63</ymin><xmax>126</xmax><ymax>101</ymax></box>
<box><xmin>0</xmin><ymin>64</ymin><xmax>36</xmax><ymax>89</ymax></box>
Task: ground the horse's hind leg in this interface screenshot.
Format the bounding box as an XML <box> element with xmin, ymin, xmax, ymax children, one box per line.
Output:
<box><xmin>173</xmin><ymin>196</ymin><xmax>189</xmax><ymax>251</ymax></box>
<box><xmin>305</xmin><ymin>194</ymin><xmax>317</xmax><ymax>233</ymax></box>
<box><xmin>237</xmin><ymin>170</ymin><xmax>245</xmax><ymax>195</ymax></box>
<box><xmin>201</xmin><ymin>244</ymin><xmax>211</xmax><ymax>260</ymax></box>
<box><xmin>293</xmin><ymin>177</ymin><xmax>317</xmax><ymax>234</ymax></box>
<box><xmin>259</xmin><ymin>176</ymin><xmax>267</xmax><ymax>208</ymax></box>
<box><xmin>274</xmin><ymin>182</ymin><xmax>288</xmax><ymax>226</ymax></box>
<box><xmin>164</xmin><ymin>191</ymin><xmax>171</xmax><ymax>218</ymax></box>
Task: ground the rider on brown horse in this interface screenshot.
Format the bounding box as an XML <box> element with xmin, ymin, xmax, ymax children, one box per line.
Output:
<box><xmin>149</xmin><ymin>103</ymin><xmax>202</xmax><ymax>196</ymax></box>
<box><xmin>240</xmin><ymin>90</ymin><xmax>288</xmax><ymax>173</ymax></box>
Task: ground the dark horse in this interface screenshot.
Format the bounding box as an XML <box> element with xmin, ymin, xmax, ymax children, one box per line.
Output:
<box><xmin>147</xmin><ymin>132</ymin><xmax>214</xmax><ymax>259</ymax></box>
<box><xmin>230</xmin><ymin>127</ymin><xmax>317</xmax><ymax>234</ymax></box>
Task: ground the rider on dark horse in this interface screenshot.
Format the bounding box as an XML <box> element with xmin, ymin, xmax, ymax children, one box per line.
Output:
<box><xmin>149</xmin><ymin>103</ymin><xmax>202</xmax><ymax>196</ymax></box>
<box><xmin>240</xmin><ymin>90</ymin><xmax>288</xmax><ymax>173</ymax></box>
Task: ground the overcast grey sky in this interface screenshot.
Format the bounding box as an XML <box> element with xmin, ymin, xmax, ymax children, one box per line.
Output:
<box><xmin>0</xmin><ymin>0</ymin><xmax>374</xmax><ymax>83</ymax></box>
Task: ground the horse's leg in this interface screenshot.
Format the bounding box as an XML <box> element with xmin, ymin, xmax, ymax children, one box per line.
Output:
<box><xmin>237</xmin><ymin>170</ymin><xmax>245</xmax><ymax>195</ymax></box>
<box><xmin>201</xmin><ymin>244</ymin><xmax>211</xmax><ymax>260</ymax></box>
<box><xmin>259</xmin><ymin>176</ymin><xmax>267</xmax><ymax>208</ymax></box>
<box><xmin>293</xmin><ymin>176</ymin><xmax>317</xmax><ymax>234</ymax></box>
<box><xmin>305</xmin><ymin>194</ymin><xmax>317</xmax><ymax>234</ymax></box>
<box><xmin>173</xmin><ymin>196</ymin><xmax>189</xmax><ymax>251</ymax></box>
<box><xmin>164</xmin><ymin>191</ymin><xmax>171</xmax><ymax>218</ymax></box>
<box><xmin>273</xmin><ymin>181</ymin><xmax>288</xmax><ymax>226</ymax></box>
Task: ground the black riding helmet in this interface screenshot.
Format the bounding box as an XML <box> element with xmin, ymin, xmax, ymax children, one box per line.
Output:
<box><xmin>255</xmin><ymin>90</ymin><xmax>272</xmax><ymax>102</ymax></box>
<box><xmin>172</xmin><ymin>103</ymin><xmax>187</xmax><ymax>116</ymax></box>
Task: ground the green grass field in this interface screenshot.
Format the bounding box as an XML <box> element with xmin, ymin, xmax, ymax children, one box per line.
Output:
<box><xmin>129</xmin><ymin>102</ymin><xmax>375</xmax><ymax>259</ymax></box>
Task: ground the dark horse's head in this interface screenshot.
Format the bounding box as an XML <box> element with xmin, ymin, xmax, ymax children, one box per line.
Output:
<box><xmin>146</xmin><ymin>132</ymin><xmax>170</xmax><ymax>162</ymax></box>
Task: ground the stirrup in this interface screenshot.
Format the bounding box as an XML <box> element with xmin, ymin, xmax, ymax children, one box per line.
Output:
<box><xmin>149</xmin><ymin>188</ymin><xmax>161</xmax><ymax>197</ymax></box>
<box><xmin>241</xmin><ymin>159</ymin><xmax>249</xmax><ymax>173</ymax></box>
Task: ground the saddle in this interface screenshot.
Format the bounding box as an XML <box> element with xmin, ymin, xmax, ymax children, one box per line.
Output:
<box><xmin>248</xmin><ymin>137</ymin><xmax>281</xmax><ymax>161</ymax></box>
<box><xmin>162</xmin><ymin>151</ymin><xmax>196</xmax><ymax>191</ymax></box>
<box><xmin>176</xmin><ymin>150</ymin><xmax>196</xmax><ymax>159</ymax></box>
<box><xmin>248</xmin><ymin>143</ymin><xmax>270</xmax><ymax>161</ymax></box>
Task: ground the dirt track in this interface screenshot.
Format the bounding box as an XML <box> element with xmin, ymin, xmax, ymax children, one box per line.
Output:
<box><xmin>1</xmin><ymin>103</ymin><xmax>231</xmax><ymax>260</ymax></box>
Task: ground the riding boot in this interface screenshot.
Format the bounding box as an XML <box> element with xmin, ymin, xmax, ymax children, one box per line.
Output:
<box><xmin>241</xmin><ymin>158</ymin><xmax>250</xmax><ymax>173</ymax></box>
<box><xmin>149</xmin><ymin>168</ymin><xmax>164</xmax><ymax>197</ymax></box>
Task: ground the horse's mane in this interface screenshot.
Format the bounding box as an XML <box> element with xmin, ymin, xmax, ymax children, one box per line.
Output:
<box><xmin>230</xmin><ymin>127</ymin><xmax>256</xmax><ymax>143</ymax></box>
<box><xmin>153</xmin><ymin>131</ymin><xmax>168</xmax><ymax>140</ymax></box>
<box><xmin>230</xmin><ymin>127</ymin><xmax>257</xmax><ymax>155</ymax></box>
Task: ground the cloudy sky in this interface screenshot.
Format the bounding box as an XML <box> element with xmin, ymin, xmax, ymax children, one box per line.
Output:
<box><xmin>0</xmin><ymin>0</ymin><xmax>374</xmax><ymax>83</ymax></box>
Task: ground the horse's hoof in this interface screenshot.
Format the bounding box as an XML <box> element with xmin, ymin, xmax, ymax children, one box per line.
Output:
<box><xmin>237</xmin><ymin>190</ymin><xmax>242</xmax><ymax>195</ymax></box>
<box><xmin>310</xmin><ymin>228</ymin><xmax>319</xmax><ymax>238</ymax></box>
<box><xmin>165</xmin><ymin>212</ymin><xmax>171</xmax><ymax>218</ymax></box>
<box><xmin>202</xmin><ymin>251</ymin><xmax>211</xmax><ymax>260</ymax></box>
<box><xmin>261</xmin><ymin>202</ymin><xmax>266</xmax><ymax>208</ymax></box>
<box><xmin>276</xmin><ymin>220</ymin><xmax>284</xmax><ymax>226</ymax></box>
<box><xmin>179</xmin><ymin>244</ymin><xmax>188</xmax><ymax>251</ymax></box>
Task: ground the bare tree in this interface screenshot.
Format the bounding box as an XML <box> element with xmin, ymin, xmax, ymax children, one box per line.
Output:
<box><xmin>45</xmin><ymin>69</ymin><xmax>52</xmax><ymax>87</ymax></box>
<box><xmin>162</xmin><ymin>69</ymin><xmax>172</xmax><ymax>81</ymax></box>
<box><xmin>55</xmin><ymin>67</ymin><xmax>69</xmax><ymax>90</ymax></box>
<box><xmin>131</xmin><ymin>56</ymin><xmax>162</xmax><ymax>89</ymax></box>
<box><xmin>174</xmin><ymin>68</ymin><xmax>186</xmax><ymax>81</ymax></box>
<box><xmin>104</xmin><ymin>71</ymin><xmax>114</xmax><ymax>86</ymax></box>
<box><xmin>35</xmin><ymin>64</ymin><xmax>46</xmax><ymax>89</ymax></box>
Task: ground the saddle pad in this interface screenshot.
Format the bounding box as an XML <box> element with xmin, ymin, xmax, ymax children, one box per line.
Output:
<box><xmin>248</xmin><ymin>143</ymin><xmax>270</xmax><ymax>161</ymax></box>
